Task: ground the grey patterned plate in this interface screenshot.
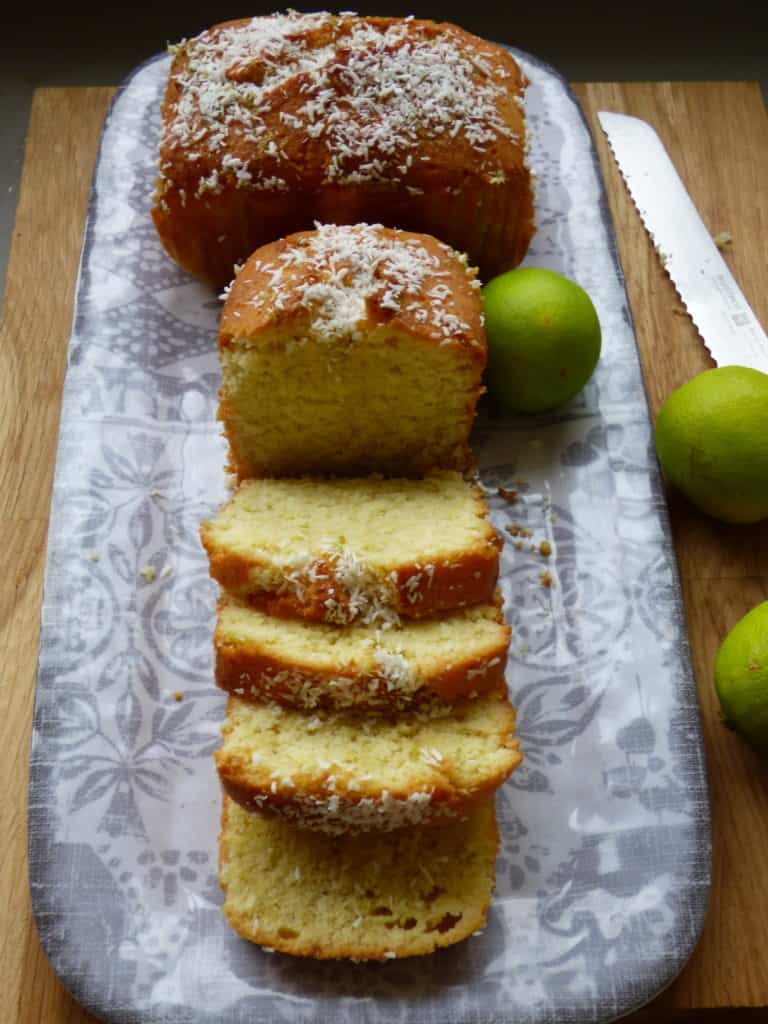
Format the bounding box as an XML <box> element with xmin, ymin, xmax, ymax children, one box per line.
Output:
<box><xmin>28</xmin><ymin>45</ymin><xmax>710</xmax><ymax>1024</ymax></box>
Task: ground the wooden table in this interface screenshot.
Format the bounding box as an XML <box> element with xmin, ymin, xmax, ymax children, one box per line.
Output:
<box><xmin>1</xmin><ymin>81</ymin><xmax>766</xmax><ymax>1023</ymax></box>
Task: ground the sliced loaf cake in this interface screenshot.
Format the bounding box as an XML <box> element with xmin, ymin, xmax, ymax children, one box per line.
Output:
<box><xmin>200</xmin><ymin>472</ymin><xmax>502</xmax><ymax>625</ymax></box>
<box><xmin>215</xmin><ymin>692</ymin><xmax>521</xmax><ymax>834</ymax></box>
<box><xmin>220</xmin><ymin>796</ymin><xmax>499</xmax><ymax>959</ymax></box>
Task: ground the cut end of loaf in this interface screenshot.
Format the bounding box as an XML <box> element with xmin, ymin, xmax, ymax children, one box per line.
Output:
<box><xmin>219</xmin><ymin>326</ymin><xmax>481</xmax><ymax>479</ymax></box>
<box><xmin>217</xmin><ymin>224</ymin><xmax>486</xmax><ymax>480</ymax></box>
<box><xmin>219</xmin><ymin>796</ymin><xmax>499</xmax><ymax>959</ymax></box>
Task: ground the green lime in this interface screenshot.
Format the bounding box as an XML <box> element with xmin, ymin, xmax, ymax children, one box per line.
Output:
<box><xmin>715</xmin><ymin>601</ymin><xmax>768</xmax><ymax>751</ymax></box>
<box><xmin>654</xmin><ymin>366</ymin><xmax>768</xmax><ymax>523</ymax></box>
<box><xmin>481</xmin><ymin>267</ymin><xmax>602</xmax><ymax>413</ymax></box>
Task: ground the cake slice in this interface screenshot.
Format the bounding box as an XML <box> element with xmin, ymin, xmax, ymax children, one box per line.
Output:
<box><xmin>217</xmin><ymin>223</ymin><xmax>487</xmax><ymax>480</ymax></box>
<box><xmin>215</xmin><ymin>692</ymin><xmax>521</xmax><ymax>834</ymax></box>
<box><xmin>219</xmin><ymin>796</ymin><xmax>499</xmax><ymax>959</ymax></box>
<box><xmin>214</xmin><ymin>594</ymin><xmax>510</xmax><ymax>711</ymax></box>
<box><xmin>200</xmin><ymin>472</ymin><xmax>502</xmax><ymax>625</ymax></box>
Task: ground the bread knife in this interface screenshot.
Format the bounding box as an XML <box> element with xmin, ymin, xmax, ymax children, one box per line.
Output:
<box><xmin>597</xmin><ymin>111</ymin><xmax>768</xmax><ymax>373</ymax></box>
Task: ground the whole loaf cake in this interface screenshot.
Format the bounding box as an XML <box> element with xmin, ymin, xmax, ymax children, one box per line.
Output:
<box><xmin>152</xmin><ymin>11</ymin><xmax>536</xmax><ymax>286</ymax></box>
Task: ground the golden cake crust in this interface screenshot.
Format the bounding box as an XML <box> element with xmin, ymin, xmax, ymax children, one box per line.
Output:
<box><xmin>152</xmin><ymin>13</ymin><xmax>535</xmax><ymax>286</ymax></box>
<box><xmin>218</xmin><ymin>226</ymin><xmax>487</xmax><ymax>359</ymax></box>
<box><xmin>219</xmin><ymin>547</ymin><xmax>500</xmax><ymax>625</ymax></box>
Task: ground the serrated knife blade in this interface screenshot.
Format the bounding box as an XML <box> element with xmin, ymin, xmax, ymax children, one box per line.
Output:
<box><xmin>597</xmin><ymin>111</ymin><xmax>768</xmax><ymax>373</ymax></box>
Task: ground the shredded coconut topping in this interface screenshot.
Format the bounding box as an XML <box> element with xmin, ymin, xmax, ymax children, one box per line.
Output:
<box><xmin>233</xmin><ymin>660</ymin><xmax>454</xmax><ymax>713</ymax></box>
<box><xmin>160</xmin><ymin>12</ymin><xmax>519</xmax><ymax>195</ymax></box>
<box><xmin>264</xmin><ymin>786</ymin><xmax>457</xmax><ymax>835</ymax></box>
<box><xmin>276</xmin><ymin>536</ymin><xmax>403</xmax><ymax>624</ymax></box>
<box><xmin>244</xmin><ymin>222</ymin><xmax>477</xmax><ymax>343</ymax></box>
<box><xmin>372</xmin><ymin>646</ymin><xmax>415</xmax><ymax>692</ymax></box>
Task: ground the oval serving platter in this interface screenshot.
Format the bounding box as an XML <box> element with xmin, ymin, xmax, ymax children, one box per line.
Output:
<box><xmin>28</xmin><ymin>42</ymin><xmax>710</xmax><ymax>1024</ymax></box>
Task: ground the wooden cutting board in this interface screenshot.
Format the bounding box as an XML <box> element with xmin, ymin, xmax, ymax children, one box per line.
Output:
<box><xmin>1</xmin><ymin>80</ymin><xmax>766</xmax><ymax>1022</ymax></box>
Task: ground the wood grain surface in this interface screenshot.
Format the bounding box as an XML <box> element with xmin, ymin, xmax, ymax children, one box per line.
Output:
<box><xmin>1</xmin><ymin>81</ymin><xmax>766</xmax><ymax>1023</ymax></box>
<box><xmin>574</xmin><ymin>82</ymin><xmax>768</xmax><ymax>1015</ymax></box>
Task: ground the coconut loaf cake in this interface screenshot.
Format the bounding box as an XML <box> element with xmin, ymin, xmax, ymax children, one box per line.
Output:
<box><xmin>217</xmin><ymin>223</ymin><xmax>487</xmax><ymax>479</ymax></box>
<box><xmin>215</xmin><ymin>692</ymin><xmax>521</xmax><ymax>834</ymax></box>
<box><xmin>152</xmin><ymin>12</ymin><xmax>535</xmax><ymax>287</ymax></box>
<box><xmin>215</xmin><ymin>593</ymin><xmax>510</xmax><ymax>711</ymax></box>
<box><xmin>219</xmin><ymin>796</ymin><xmax>499</xmax><ymax>959</ymax></box>
<box><xmin>200</xmin><ymin>472</ymin><xmax>502</xmax><ymax>626</ymax></box>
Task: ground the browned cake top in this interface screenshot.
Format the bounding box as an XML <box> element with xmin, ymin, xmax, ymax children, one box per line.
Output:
<box><xmin>157</xmin><ymin>12</ymin><xmax>528</xmax><ymax>203</ymax></box>
<box><xmin>219</xmin><ymin>222</ymin><xmax>486</xmax><ymax>355</ymax></box>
